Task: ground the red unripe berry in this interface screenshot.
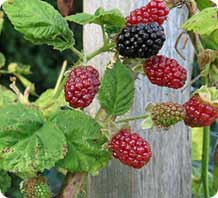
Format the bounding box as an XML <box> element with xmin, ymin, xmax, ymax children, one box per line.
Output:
<box><xmin>126</xmin><ymin>0</ymin><xmax>169</xmax><ymax>26</ymax></box>
<box><xmin>109</xmin><ymin>128</ymin><xmax>152</xmax><ymax>169</ymax></box>
<box><xmin>184</xmin><ymin>95</ymin><xmax>218</xmax><ymax>127</ymax></box>
<box><xmin>144</xmin><ymin>55</ymin><xmax>187</xmax><ymax>89</ymax></box>
<box><xmin>65</xmin><ymin>66</ymin><xmax>100</xmax><ymax>108</ymax></box>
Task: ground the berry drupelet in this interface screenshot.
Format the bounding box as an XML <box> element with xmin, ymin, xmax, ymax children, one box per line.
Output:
<box><xmin>116</xmin><ymin>22</ymin><xmax>166</xmax><ymax>59</ymax></box>
<box><xmin>109</xmin><ymin>128</ymin><xmax>152</xmax><ymax>169</ymax></box>
<box><xmin>65</xmin><ymin>66</ymin><xmax>100</xmax><ymax>108</ymax></box>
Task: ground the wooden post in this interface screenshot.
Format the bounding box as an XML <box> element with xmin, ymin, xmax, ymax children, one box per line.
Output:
<box><xmin>83</xmin><ymin>1</ymin><xmax>194</xmax><ymax>197</ymax></box>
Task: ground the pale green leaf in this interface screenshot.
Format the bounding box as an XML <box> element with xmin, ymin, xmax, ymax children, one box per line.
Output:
<box><xmin>3</xmin><ymin>0</ymin><xmax>74</xmax><ymax>51</ymax></box>
<box><xmin>98</xmin><ymin>61</ymin><xmax>135</xmax><ymax>116</ymax></box>
<box><xmin>51</xmin><ymin>109</ymin><xmax>111</xmax><ymax>175</ymax></box>
<box><xmin>182</xmin><ymin>7</ymin><xmax>218</xmax><ymax>35</ymax></box>
<box><xmin>66</xmin><ymin>7</ymin><xmax>126</xmax><ymax>27</ymax></box>
<box><xmin>0</xmin><ymin>104</ymin><xmax>67</xmax><ymax>178</ymax></box>
<box><xmin>0</xmin><ymin>171</ymin><xmax>11</xmax><ymax>194</ymax></box>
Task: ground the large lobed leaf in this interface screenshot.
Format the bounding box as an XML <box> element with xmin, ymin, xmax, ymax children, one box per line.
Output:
<box><xmin>66</xmin><ymin>7</ymin><xmax>126</xmax><ymax>27</ymax></box>
<box><xmin>182</xmin><ymin>7</ymin><xmax>218</xmax><ymax>35</ymax></box>
<box><xmin>98</xmin><ymin>61</ymin><xmax>135</xmax><ymax>116</ymax></box>
<box><xmin>3</xmin><ymin>0</ymin><xmax>74</xmax><ymax>51</ymax></box>
<box><xmin>51</xmin><ymin>109</ymin><xmax>111</xmax><ymax>175</ymax></box>
<box><xmin>0</xmin><ymin>104</ymin><xmax>67</xmax><ymax>178</ymax></box>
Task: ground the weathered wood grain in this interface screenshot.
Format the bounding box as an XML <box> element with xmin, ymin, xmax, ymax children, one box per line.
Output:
<box><xmin>83</xmin><ymin>1</ymin><xmax>194</xmax><ymax>197</ymax></box>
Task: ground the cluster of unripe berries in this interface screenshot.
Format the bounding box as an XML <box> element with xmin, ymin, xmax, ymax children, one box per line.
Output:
<box><xmin>64</xmin><ymin>0</ymin><xmax>218</xmax><ymax>169</ymax></box>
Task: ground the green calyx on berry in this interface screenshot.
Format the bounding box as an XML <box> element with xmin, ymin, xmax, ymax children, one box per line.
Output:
<box><xmin>22</xmin><ymin>176</ymin><xmax>52</xmax><ymax>198</ymax></box>
<box><xmin>146</xmin><ymin>102</ymin><xmax>186</xmax><ymax>128</ymax></box>
<box><xmin>194</xmin><ymin>86</ymin><xmax>218</xmax><ymax>107</ymax></box>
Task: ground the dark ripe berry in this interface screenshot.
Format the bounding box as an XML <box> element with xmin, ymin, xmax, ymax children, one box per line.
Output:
<box><xmin>184</xmin><ymin>95</ymin><xmax>218</xmax><ymax>127</ymax></box>
<box><xmin>109</xmin><ymin>128</ymin><xmax>152</xmax><ymax>169</ymax></box>
<box><xmin>126</xmin><ymin>0</ymin><xmax>169</xmax><ymax>26</ymax></box>
<box><xmin>117</xmin><ymin>23</ymin><xmax>165</xmax><ymax>58</ymax></box>
<box><xmin>150</xmin><ymin>102</ymin><xmax>186</xmax><ymax>128</ymax></box>
<box><xmin>64</xmin><ymin>66</ymin><xmax>100</xmax><ymax>108</ymax></box>
<box><xmin>144</xmin><ymin>55</ymin><xmax>187</xmax><ymax>89</ymax></box>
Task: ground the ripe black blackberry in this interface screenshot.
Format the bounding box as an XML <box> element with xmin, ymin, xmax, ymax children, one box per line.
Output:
<box><xmin>116</xmin><ymin>22</ymin><xmax>165</xmax><ymax>58</ymax></box>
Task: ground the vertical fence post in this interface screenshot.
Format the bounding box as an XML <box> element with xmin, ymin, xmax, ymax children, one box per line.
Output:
<box><xmin>83</xmin><ymin>1</ymin><xmax>194</xmax><ymax>197</ymax></box>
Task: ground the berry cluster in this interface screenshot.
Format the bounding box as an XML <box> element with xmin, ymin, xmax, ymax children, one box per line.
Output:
<box><xmin>109</xmin><ymin>128</ymin><xmax>152</xmax><ymax>169</ymax></box>
<box><xmin>144</xmin><ymin>55</ymin><xmax>187</xmax><ymax>89</ymax></box>
<box><xmin>65</xmin><ymin>66</ymin><xmax>100</xmax><ymax>108</ymax></box>
<box><xmin>126</xmin><ymin>0</ymin><xmax>169</xmax><ymax>26</ymax></box>
<box><xmin>184</xmin><ymin>95</ymin><xmax>218</xmax><ymax>127</ymax></box>
<box><xmin>149</xmin><ymin>102</ymin><xmax>186</xmax><ymax>128</ymax></box>
<box><xmin>116</xmin><ymin>22</ymin><xmax>165</xmax><ymax>59</ymax></box>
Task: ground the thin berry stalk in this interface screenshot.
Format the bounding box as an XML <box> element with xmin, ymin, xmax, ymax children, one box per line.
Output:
<box><xmin>115</xmin><ymin>114</ymin><xmax>149</xmax><ymax>123</ymax></box>
<box><xmin>53</xmin><ymin>60</ymin><xmax>67</xmax><ymax>98</ymax></box>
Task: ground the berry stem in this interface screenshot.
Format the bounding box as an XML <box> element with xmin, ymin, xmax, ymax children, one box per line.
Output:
<box><xmin>71</xmin><ymin>46</ymin><xmax>84</xmax><ymax>60</ymax></box>
<box><xmin>202</xmin><ymin>126</ymin><xmax>210</xmax><ymax>198</ymax></box>
<box><xmin>101</xmin><ymin>25</ymin><xmax>108</xmax><ymax>45</ymax></box>
<box><xmin>87</xmin><ymin>42</ymin><xmax>116</xmax><ymax>61</ymax></box>
<box><xmin>53</xmin><ymin>60</ymin><xmax>68</xmax><ymax>97</ymax></box>
<box><xmin>115</xmin><ymin>114</ymin><xmax>149</xmax><ymax>123</ymax></box>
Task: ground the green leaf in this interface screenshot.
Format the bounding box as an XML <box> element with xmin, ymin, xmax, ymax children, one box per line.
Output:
<box><xmin>34</xmin><ymin>89</ymin><xmax>67</xmax><ymax>118</ymax></box>
<box><xmin>0</xmin><ymin>52</ymin><xmax>5</xmax><ymax>68</ymax></box>
<box><xmin>66</xmin><ymin>7</ymin><xmax>126</xmax><ymax>27</ymax></box>
<box><xmin>98</xmin><ymin>61</ymin><xmax>135</xmax><ymax>116</ymax></box>
<box><xmin>0</xmin><ymin>85</ymin><xmax>16</xmax><ymax>107</ymax></box>
<box><xmin>192</xmin><ymin>127</ymin><xmax>203</xmax><ymax>161</ymax></box>
<box><xmin>0</xmin><ymin>171</ymin><xmax>11</xmax><ymax>194</ymax></box>
<box><xmin>202</xmin><ymin>30</ymin><xmax>218</xmax><ymax>50</ymax></box>
<box><xmin>196</xmin><ymin>0</ymin><xmax>215</xmax><ymax>10</ymax></box>
<box><xmin>51</xmin><ymin>109</ymin><xmax>111</xmax><ymax>175</ymax></box>
<box><xmin>3</xmin><ymin>0</ymin><xmax>74</xmax><ymax>51</ymax></box>
<box><xmin>182</xmin><ymin>7</ymin><xmax>218</xmax><ymax>35</ymax></box>
<box><xmin>0</xmin><ymin>103</ymin><xmax>67</xmax><ymax>178</ymax></box>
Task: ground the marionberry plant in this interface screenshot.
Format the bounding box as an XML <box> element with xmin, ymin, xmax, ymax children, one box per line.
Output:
<box><xmin>0</xmin><ymin>0</ymin><xmax>218</xmax><ymax>197</ymax></box>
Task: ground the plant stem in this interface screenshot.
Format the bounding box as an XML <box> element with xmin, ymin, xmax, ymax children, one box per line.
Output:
<box><xmin>101</xmin><ymin>25</ymin><xmax>107</xmax><ymax>44</ymax></box>
<box><xmin>202</xmin><ymin>126</ymin><xmax>210</xmax><ymax>198</ymax></box>
<box><xmin>87</xmin><ymin>42</ymin><xmax>115</xmax><ymax>61</ymax></box>
<box><xmin>53</xmin><ymin>61</ymin><xmax>67</xmax><ymax>98</ymax></box>
<box><xmin>115</xmin><ymin>114</ymin><xmax>149</xmax><ymax>123</ymax></box>
<box><xmin>71</xmin><ymin>46</ymin><xmax>84</xmax><ymax>60</ymax></box>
